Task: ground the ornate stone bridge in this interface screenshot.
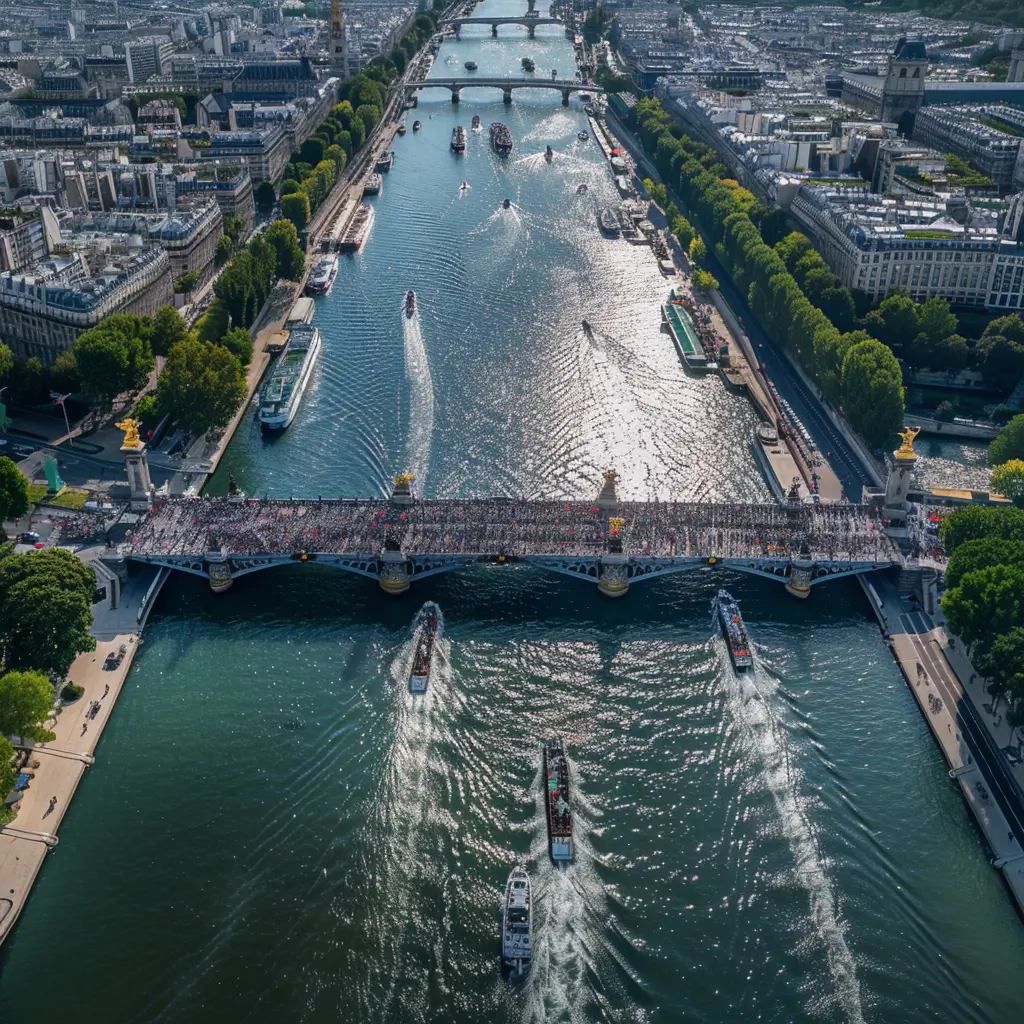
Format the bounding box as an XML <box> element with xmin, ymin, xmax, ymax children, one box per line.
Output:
<box><xmin>444</xmin><ymin>17</ymin><xmax>563</xmax><ymax>38</ymax></box>
<box><xmin>405</xmin><ymin>77</ymin><xmax>600</xmax><ymax>105</ymax></box>
<box><xmin>123</xmin><ymin>474</ymin><xmax>902</xmax><ymax>599</ymax></box>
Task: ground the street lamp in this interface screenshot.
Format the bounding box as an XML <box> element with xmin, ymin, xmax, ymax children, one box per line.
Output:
<box><xmin>50</xmin><ymin>392</ymin><xmax>73</xmax><ymax>448</ymax></box>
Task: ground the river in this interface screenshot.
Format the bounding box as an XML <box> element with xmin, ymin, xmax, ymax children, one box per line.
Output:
<box><xmin>2</xmin><ymin>4</ymin><xmax>1023</xmax><ymax>1022</ymax></box>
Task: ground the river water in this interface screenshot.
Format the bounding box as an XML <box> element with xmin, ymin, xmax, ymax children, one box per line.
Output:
<box><xmin>3</xmin><ymin>5</ymin><xmax>1024</xmax><ymax>1022</ymax></box>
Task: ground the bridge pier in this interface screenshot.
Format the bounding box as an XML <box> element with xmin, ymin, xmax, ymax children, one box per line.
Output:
<box><xmin>503</xmin><ymin>87</ymin><xmax>513</xmax><ymax>104</ymax></box>
<box><xmin>785</xmin><ymin>554</ymin><xmax>814</xmax><ymax>600</ymax></box>
<box><xmin>597</xmin><ymin>554</ymin><xmax>630</xmax><ymax>598</ymax></box>
<box><xmin>379</xmin><ymin>545</ymin><xmax>411</xmax><ymax>595</ymax></box>
<box><xmin>205</xmin><ymin>550</ymin><xmax>233</xmax><ymax>594</ymax></box>
<box><xmin>451</xmin><ymin>86</ymin><xmax>460</xmax><ymax>104</ymax></box>
<box><xmin>453</xmin><ymin>25</ymin><xmax>461</xmax><ymax>39</ymax></box>
<box><xmin>528</xmin><ymin>25</ymin><xmax>536</xmax><ymax>38</ymax></box>
<box><xmin>491</xmin><ymin>23</ymin><xmax>498</xmax><ymax>37</ymax></box>
<box><xmin>560</xmin><ymin>88</ymin><xmax>570</xmax><ymax>105</ymax></box>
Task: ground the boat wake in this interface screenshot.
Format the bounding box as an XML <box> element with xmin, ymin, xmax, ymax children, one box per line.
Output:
<box><xmin>717</xmin><ymin>638</ymin><xmax>865</xmax><ymax>1024</ymax></box>
<box><xmin>401</xmin><ymin>307</ymin><xmax>434</xmax><ymax>489</ymax></box>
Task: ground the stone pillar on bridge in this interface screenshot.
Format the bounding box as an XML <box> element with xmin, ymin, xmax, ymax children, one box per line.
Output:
<box><xmin>561</xmin><ymin>88</ymin><xmax>570</xmax><ymax>105</ymax></box>
<box><xmin>596</xmin><ymin>469</ymin><xmax>619</xmax><ymax>511</ymax></box>
<box><xmin>503</xmin><ymin>87</ymin><xmax>513</xmax><ymax>104</ymax></box>
<box><xmin>116</xmin><ymin>418</ymin><xmax>154</xmax><ymax>511</ymax></box>
<box><xmin>453</xmin><ymin>24</ymin><xmax>461</xmax><ymax>39</ymax></box>
<box><xmin>528</xmin><ymin>24</ymin><xmax>536</xmax><ymax>38</ymax></box>
<box><xmin>785</xmin><ymin>548</ymin><xmax>814</xmax><ymax>600</ymax></box>
<box><xmin>391</xmin><ymin>472</ymin><xmax>414</xmax><ymax>505</ymax></box>
<box><xmin>451</xmin><ymin>86</ymin><xmax>461</xmax><ymax>104</ymax></box>
<box><xmin>491</xmin><ymin>22</ymin><xmax>498</xmax><ymax>37</ymax></box>
<box><xmin>883</xmin><ymin>426</ymin><xmax>919</xmax><ymax>523</ymax></box>
<box><xmin>205</xmin><ymin>549</ymin><xmax>233</xmax><ymax>594</ymax></box>
<box><xmin>379</xmin><ymin>542</ymin><xmax>411</xmax><ymax>595</ymax></box>
<box><xmin>598</xmin><ymin>514</ymin><xmax>629</xmax><ymax>597</ymax></box>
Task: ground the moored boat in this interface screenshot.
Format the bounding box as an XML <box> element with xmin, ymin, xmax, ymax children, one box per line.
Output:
<box><xmin>576</xmin><ymin>183</ymin><xmax>588</xmax><ymax>194</ymax></box>
<box><xmin>501</xmin><ymin>866</ymin><xmax>532</xmax><ymax>980</ymax></box>
<box><xmin>451</xmin><ymin>125</ymin><xmax>466</xmax><ymax>152</ymax></box>
<box><xmin>713</xmin><ymin>588</ymin><xmax>753</xmax><ymax>672</ymax></box>
<box><xmin>751</xmin><ymin>421</ymin><xmax>787</xmax><ymax>502</ymax></box>
<box><xmin>662</xmin><ymin>300</ymin><xmax>710</xmax><ymax>371</ymax></box>
<box><xmin>490</xmin><ymin>121</ymin><xmax>513</xmax><ymax>154</ymax></box>
<box><xmin>408</xmin><ymin>604</ymin><xmax>438</xmax><ymax>693</ymax></box>
<box><xmin>305</xmin><ymin>254</ymin><xmax>338</xmax><ymax>295</ymax></box>
<box><xmin>258</xmin><ymin>324</ymin><xmax>321</xmax><ymax>430</ymax></box>
<box><xmin>598</xmin><ymin>207</ymin><xmax>620</xmax><ymax>236</ymax></box>
<box><xmin>397</xmin><ymin>122</ymin><xmax>407</xmax><ymax>135</ymax></box>
<box><xmin>337</xmin><ymin>202</ymin><xmax>375</xmax><ymax>252</ymax></box>
<box><xmin>375</xmin><ymin>150</ymin><xmax>394</xmax><ymax>172</ymax></box>
<box><xmin>578</xmin><ymin>130</ymin><xmax>589</xmax><ymax>141</ymax></box>
<box><xmin>405</xmin><ymin>289</ymin><xmax>416</xmax><ymax>318</ymax></box>
<box><xmin>363</xmin><ymin>172</ymin><xmax>382</xmax><ymax>196</ymax></box>
<box><xmin>412</xmin><ymin>119</ymin><xmax>422</xmax><ymax>131</ymax></box>
<box><xmin>544</xmin><ymin>737</ymin><xmax>573</xmax><ymax>862</ymax></box>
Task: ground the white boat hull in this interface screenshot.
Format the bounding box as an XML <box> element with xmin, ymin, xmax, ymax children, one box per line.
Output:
<box><xmin>258</xmin><ymin>330</ymin><xmax>321</xmax><ymax>430</ymax></box>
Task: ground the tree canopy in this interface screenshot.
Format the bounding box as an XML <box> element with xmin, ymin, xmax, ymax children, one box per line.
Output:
<box><xmin>150</xmin><ymin>305</ymin><xmax>189</xmax><ymax>357</ymax></box>
<box><xmin>0</xmin><ymin>456</ymin><xmax>29</xmax><ymax>532</ymax></box>
<box><xmin>72</xmin><ymin>314</ymin><xmax>155</xmax><ymax>407</ymax></box>
<box><xmin>992</xmin><ymin>460</ymin><xmax>1024</xmax><ymax>507</ymax></box>
<box><xmin>264</xmin><ymin>220</ymin><xmax>306</xmax><ymax>281</ymax></box>
<box><xmin>990</xmin><ymin>414</ymin><xmax>1024</xmax><ymax>466</ymax></box>
<box><xmin>0</xmin><ymin>670</ymin><xmax>57</xmax><ymax>744</ymax></box>
<box><xmin>156</xmin><ymin>339</ymin><xmax>246</xmax><ymax>437</ymax></box>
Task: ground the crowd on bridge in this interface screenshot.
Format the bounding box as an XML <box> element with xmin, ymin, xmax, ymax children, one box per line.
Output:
<box><xmin>126</xmin><ymin>496</ymin><xmax>901</xmax><ymax>565</ymax></box>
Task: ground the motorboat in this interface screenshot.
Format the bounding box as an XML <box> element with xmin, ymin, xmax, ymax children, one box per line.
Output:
<box><xmin>405</xmin><ymin>289</ymin><xmax>416</xmax><ymax>318</ymax></box>
<box><xmin>471</xmin><ymin>114</ymin><xmax>481</xmax><ymax>130</ymax></box>
<box><xmin>713</xmin><ymin>588</ymin><xmax>753</xmax><ymax>672</ymax></box>
<box><xmin>397</xmin><ymin>123</ymin><xmax>407</xmax><ymax>135</ymax></box>
<box><xmin>544</xmin><ymin>738</ymin><xmax>573</xmax><ymax>862</ymax></box>
<box><xmin>578</xmin><ymin>130</ymin><xmax>589</xmax><ymax>141</ymax></box>
<box><xmin>408</xmin><ymin>604</ymin><xmax>437</xmax><ymax>693</ymax></box>
<box><xmin>576</xmin><ymin>183</ymin><xmax>588</xmax><ymax>194</ymax></box>
<box><xmin>521</xmin><ymin>56</ymin><xmax>536</xmax><ymax>73</ymax></box>
<box><xmin>544</xmin><ymin>145</ymin><xmax>553</xmax><ymax>163</ymax></box>
<box><xmin>412</xmin><ymin>120</ymin><xmax>422</xmax><ymax>131</ymax></box>
<box><xmin>502</xmin><ymin>198</ymin><xmax>511</xmax><ymax>209</ymax></box>
<box><xmin>451</xmin><ymin>125</ymin><xmax>467</xmax><ymax>152</ymax></box>
<box><xmin>501</xmin><ymin>866</ymin><xmax>533</xmax><ymax>980</ymax></box>
<box><xmin>598</xmin><ymin>207</ymin><xmax>620</xmax><ymax>236</ymax></box>
<box><xmin>460</xmin><ymin>180</ymin><xmax>470</xmax><ymax>191</ymax></box>
<box><xmin>465</xmin><ymin>60</ymin><xmax>478</xmax><ymax>71</ymax></box>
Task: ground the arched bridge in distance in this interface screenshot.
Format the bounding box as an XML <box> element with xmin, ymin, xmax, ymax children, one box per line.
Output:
<box><xmin>443</xmin><ymin>17</ymin><xmax>564</xmax><ymax>38</ymax></box>
<box><xmin>123</xmin><ymin>474</ymin><xmax>904</xmax><ymax>599</ymax></box>
<box><xmin>405</xmin><ymin>77</ymin><xmax>602</xmax><ymax>106</ymax></box>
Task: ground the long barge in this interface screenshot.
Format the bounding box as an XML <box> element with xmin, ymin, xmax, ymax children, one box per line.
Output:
<box><xmin>543</xmin><ymin>737</ymin><xmax>573</xmax><ymax>862</ymax></box>
<box><xmin>337</xmin><ymin>202</ymin><xmax>375</xmax><ymax>253</ymax></box>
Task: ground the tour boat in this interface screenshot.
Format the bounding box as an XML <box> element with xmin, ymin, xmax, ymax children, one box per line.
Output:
<box><xmin>501</xmin><ymin>866</ymin><xmax>533</xmax><ymax>980</ymax></box>
<box><xmin>521</xmin><ymin>56</ymin><xmax>535</xmax><ymax>72</ymax></box>
<box><xmin>375</xmin><ymin>150</ymin><xmax>394</xmax><ymax>172</ymax></box>
<box><xmin>576</xmin><ymin>183</ymin><xmax>588</xmax><ymax>194</ymax></box>
<box><xmin>405</xmin><ymin>289</ymin><xmax>416</xmax><ymax>318</ymax></box>
<box><xmin>465</xmin><ymin>60</ymin><xmax>478</xmax><ymax>71</ymax></box>
<box><xmin>363</xmin><ymin>172</ymin><xmax>383</xmax><ymax>197</ymax></box>
<box><xmin>408</xmin><ymin>604</ymin><xmax>437</xmax><ymax>694</ymax></box>
<box><xmin>502</xmin><ymin>198</ymin><xmax>511</xmax><ymax>209</ymax></box>
<box><xmin>397</xmin><ymin>123</ymin><xmax>407</xmax><ymax>135</ymax></box>
<box><xmin>258</xmin><ymin>325</ymin><xmax>321</xmax><ymax>430</ymax></box>
<box><xmin>751</xmin><ymin>422</ymin><xmax>788</xmax><ymax>503</ymax></box>
<box><xmin>337</xmin><ymin>203</ymin><xmax>375</xmax><ymax>252</ymax></box>
<box><xmin>472</xmin><ymin>114</ymin><xmax>481</xmax><ymax>130</ymax></box>
<box><xmin>490</xmin><ymin>121</ymin><xmax>513</xmax><ymax>154</ymax></box>
<box><xmin>544</xmin><ymin>737</ymin><xmax>573</xmax><ymax>862</ymax></box>
<box><xmin>544</xmin><ymin>145</ymin><xmax>553</xmax><ymax>163</ymax></box>
<box><xmin>412</xmin><ymin>119</ymin><xmax>422</xmax><ymax>131</ymax></box>
<box><xmin>713</xmin><ymin>589</ymin><xmax>753</xmax><ymax>672</ymax></box>
<box><xmin>598</xmin><ymin>208</ymin><xmax>620</xmax><ymax>236</ymax></box>
<box><xmin>578</xmin><ymin>130</ymin><xmax>589</xmax><ymax>141</ymax></box>
<box><xmin>451</xmin><ymin>125</ymin><xmax>467</xmax><ymax>152</ymax></box>
<box><xmin>305</xmin><ymin>254</ymin><xmax>338</xmax><ymax>295</ymax></box>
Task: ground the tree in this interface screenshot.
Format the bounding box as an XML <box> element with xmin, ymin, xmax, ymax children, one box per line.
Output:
<box><xmin>300</xmin><ymin>136</ymin><xmax>325</xmax><ymax>167</ymax></box>
<box><xmin>983</xmin><ymin>313</ymin><xmax>1024</xmax><ymax>345</ymax></box>
<box><xmin>940</xmin><ymin>505</ymin><xmax>1024</xmax><ymax>551</ymax></box>
<box><xmin>220</xmin><ymin>327</ymin><xmax>253</xmax><ymax>367</ymax></box>
<box><xmin>264</xmin><ymin>219</ymin><xmax>305</xmax><ymax>280</ymax></box>
<box><xmin>916</xmin><ymin>297</ymin><xmax>958</xmax><ymax>344</ymax></box>
<box><xmin>840</xmin><ymin>339</ymin><xmax>905</xmax><ymax>450</ymax></box>
<box><xmin>760</xmin><ymin>207</ymin><xmax>789</xmax><ymax>247</ymax></box>
<box><xmin>0</xmin><ymin>457</ymin><xmax>29</xmax><ymax>533</ymax></box>
<box><xmin>174</xmin><ymin>270</ymin><xmax>199</xmax><ymax>295</ymax></box>
<box><xmin>156</xmin><ymin>338</ymin><xmax>246</xmax><ymax>437</ymax></box>
<box><xmin>941</xmin><ymin>564</ymin><xmax>1024</xmax><ymax>651</ymax></box>
<box><xmin>945</xmin><ymin>537</ymin><xmax>1024</xmax><ymax>589</ymax></box>
<box><xmin>693</xmin><ymin>268</ymin><xmax>719</xmax><ymax>291</ymax></box>
<box><xmin>215</xmin><ymin>234</ymin><xmax>234</xmax><ymax>267</ymax></box>
<box><xmin>0</xmin><ymin>736</ymin><xmax>16</xmax><ymax>801</ymax></box>
<box><xmin>281</xmin><ymin>192</ymin><xmax>310</xmax><ymax>234</ymax></box>
<box><xmin>977</xmin><ymin>334</ymin><xmax>1024</xmax><ymax>387</ymax></box>
<box><xmin>975</xmin><ymin>628</ymin><xmax>1024</xmax><ymax>709</ymax></box>
<box><xmin>0</xmin><ymin>341</ymin><xmax>13</xmax><ymax>382</ymax></box>
<box><xmin>255</xmin><ymin>180</ymin><xmax>276</xmax><ymax>210</ymax></box>
<box><xmin>223</xmin><ymin>215</ymin><xmax>246</xmax><ymax>245</ymax></box>
<box><xmin>0</xmin><ymin>671</ymin><xmax>56</xmax><ymax>743</ymax></box>
<box><xmin>151</xmin><ymin>306</ymin><xmax>188</xmax><ymax>357</ymax></box>
<box><xmin>672</xmin><ymin>215</ymin><xmax>694</xmax><ymax>250</ymax></box>
<box><xmin>50</xmin><ymin>350</ymin><xmax>80</xmax><ymax>394</ymax></box>
<box><xmin>0</xmin><ymin>546</ymin><xmax>97</xmax><ymax>607</ymax></box>
<box><xmin>73</xmin><ymin>315</ymin><xmax>155</xmax><ymax>408</ymax></box>
<box><xmin>196</xmin><ymin>298</ymin><xmax>230</xmax><ymax>344</ymax></box>
<box><xmin>992</xmin><ymin>460</ymin><xmax>1024</xmax><ymax>507</ymax></box>
<box><xmin>281</xmin><ymin>177</ymin><xmax>301</xmax><ymax>198</ymax></box>
<box><xmin>990</xmin><ymin>414</ymin><xmax>1024</xmax><ymax>466</ymax></box>
<box><xmin>865</xmin><ymin>292</ymin><xmax>919</xmax><ymax>350</ymax></box>
<box><xmin>689</xmin><ymin>236</ymin><xmax>706</xmax><ymax>263</ymax></box>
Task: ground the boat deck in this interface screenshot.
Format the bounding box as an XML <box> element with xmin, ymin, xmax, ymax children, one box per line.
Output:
<box><xmin>663</xmin><ymin>303</ymin><xmax>706</xmax><ymax>366</ymax></box>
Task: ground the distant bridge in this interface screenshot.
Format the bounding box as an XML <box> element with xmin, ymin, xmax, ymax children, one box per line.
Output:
<box><xmin>123</xmin><ymin>475</ymin><xmax>902</xmax><ymax>599</ymax></box>
<box><xmin>406</xmin><ymin>77</ymin><xmax>601</xmax><ymax>106</ymax></box>
<box><xmin>443</xmin><ymin>17</ymin><xmax>563</xmax><ymax>38</ymax></box>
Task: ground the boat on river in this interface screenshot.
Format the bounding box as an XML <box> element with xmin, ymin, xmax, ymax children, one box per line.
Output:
<box><xmin>305</xmin><ymin>254</ymin><xmax>338</xmax><ymax>295</ymax></box>
<box><xmin>408</xmin><ymin>604</ymin><xmax>438</xmax><ymax>693</ymax></box>
<box><xmin>662</xmin><ymin>300</ymin><xmax>710</xmax><ymax>371</ymax></box>
<box><xmin>713</xmin><ymin>589</ymin><xmax>753</xmax><ymax>672</ymax></box>
<box><xmin>451</xmin><ymin>125</ymin><xmax>466</xmax><ymax>152</ymax></box>
<box><xmin>258</xmin><ymin>324</ymin><xmax>321</xmax><ymax>430</ymax></box>
<box><xmin>375</xmin><ymin>150</ymin><xmax>394</xmax><ymax>172</ymax></box>
<box><xmin>544</xmin><ymin>737</ymin><xmax>573</xmax><ymax>863</ymax></box>
<box><xmin>337</xmin><ymin>203</ymin><xmax>375</xmax><ymax>252</ymax></box>
<box><xmin>544</xmin><ymin>145</ymin><xmax>553</xmax><ymax>163</ymax></box>
<box><xmin>405</xmin><ymin>289</ymin><xmax>416</xmax><ymax>318</ymax></box>
<box><xmin>465</xmin><ymin>60</ymin><xmax>478</xmax><ymax>71</ymax></box>
<box><xmin>363</xmin><ymin>172</ymin><xmax>382</xmax><ymax>197</ymax></box>
<box><xmin>578</xmin><ymin>130</ymin><xmax>589</xmax><ymax>141</ymax></box>
<box><xmin>521</xmin><ymin>56</ymin><xmax>535</xmax><ymax>72</ymax></box>
<box><xmin>490</xmin><ymin>121</ymin><xmax>513</xmax><ymax>154</ymax></box>
<box><xmin>472</xmin><ymin>114</ymin><xmax>481</xmax><ymax>130</ymax></box>
<box><xmin>396</xmin><ymin>122</ymin><xmax>407</xmax><ymax>135</ymax></box>
<box><xmin>412</xmin><ymin>119</ymin><xmax>422</xmax><ymax>131</ymax></box>
<box><xmin>598</xmin><ymin>207</ymin><xmax>620</xmax><ymax>236</ymax></box>
<box><xmin>576</xmin><ymin>183</ymin><xmax>588</xmax><ymax>194</ymax></box>
<box><xmin>501</xmin><ymin>866</ymin><xmax>533</xmax><ymax>980</ymax></box>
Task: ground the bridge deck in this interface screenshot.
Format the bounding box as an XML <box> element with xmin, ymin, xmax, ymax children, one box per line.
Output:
<box><xmin>128</xmin><ymin>498</ymin><xmax>897</xmax><ymax>564</ymax></box>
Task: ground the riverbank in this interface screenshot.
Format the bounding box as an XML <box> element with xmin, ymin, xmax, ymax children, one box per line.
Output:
<box><xmin>861</xmin><ymin>572</ymin><xmax>1024</xmax><ymax>916</ymax></box>
<box><xmin>0</xmin><ymin>564</ymin><xmax>166</xmax><ymax>946</ymax></box>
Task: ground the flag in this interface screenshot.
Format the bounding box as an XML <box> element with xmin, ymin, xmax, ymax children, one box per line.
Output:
<box><xmin>50</xmin><ymin>391</ymin><xmax>70</xmax><ymax>405</ymax></box>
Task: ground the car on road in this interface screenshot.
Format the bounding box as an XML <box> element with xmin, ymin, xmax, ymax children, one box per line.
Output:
<box><xmin>19</xmin><ymin>531</ymin><xmax>41</xmax><ymax>544</ymax></box>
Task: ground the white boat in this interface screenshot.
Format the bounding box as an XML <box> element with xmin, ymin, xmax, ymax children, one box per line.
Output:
<box><xmin>258</xmin><ymin>325</ymin><xmax>321</xmax><ymax>430</ymax></box>
<box><xmin>501</xmin><ymin>866</ymin><xmax>532</xmax><ymax>980</ymax></box>
<box><xmin>305</xmin><ymin>254</ymin><xmax>338</xmax><ymax>295</ymax></box>
<box><xmin>363</xmin><ymin>173</ymin><xmax>383</xmax><ymax>196</ymax></box>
